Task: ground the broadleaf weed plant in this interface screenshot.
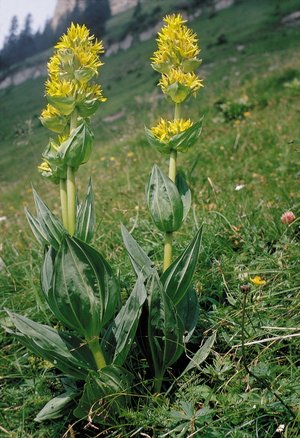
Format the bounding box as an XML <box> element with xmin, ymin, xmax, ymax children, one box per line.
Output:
<box><xmin>3</xmin><ymin>16</ymin><xmax>215</xmax><ymax>430</ymax></box>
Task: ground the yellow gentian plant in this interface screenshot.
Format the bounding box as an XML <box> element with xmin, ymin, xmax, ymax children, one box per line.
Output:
<box><xmin>5</xmin><ymin>24</ymin><xmax>147</xmax><ymax>424</ymax></box>
<box><xmin>146</xmin><ymin>14</ymin><xmax>203</xmax><ymax>270</ymax></box>
<box><xmin>121</xmin><ymin>14</ymin><xmax>209</xmax><ymax>394</ymax></box>
<box><xmin>40</xmin><ymin>23</ymin><xmax>106</xmax><ymax>235</ymax></box>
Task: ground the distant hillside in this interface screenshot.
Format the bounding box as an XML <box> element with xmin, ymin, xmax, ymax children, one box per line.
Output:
<box><xmin>52</xmin><ymin>0</ymin><xmax>138</xmax><ymax>30</ymax></box>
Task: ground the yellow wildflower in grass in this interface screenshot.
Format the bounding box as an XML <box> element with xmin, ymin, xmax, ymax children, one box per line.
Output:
<box><xmin>151</xmin><ymin>14</ymin><xmax>200</xmax><ymax>72</ymax></box>
<box><xmin>250</xmin><ymin>276</ymin><xmax>266</xmax><ymax>286</ymax></box>
<box><xmin>151</xmin><ymin>118</ymin><xmax>193</xmax><ymax>143</ymax></box>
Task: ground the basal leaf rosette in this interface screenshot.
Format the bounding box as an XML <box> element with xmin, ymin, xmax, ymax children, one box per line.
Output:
<box><xmin>145</xmin><ymin>118</ymin><xmax>203</xmax><ymax>154</ymax></box>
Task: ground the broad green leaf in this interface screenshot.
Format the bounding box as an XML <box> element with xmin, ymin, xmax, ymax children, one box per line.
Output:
<box><xmin>161</xmin><ymin>226</ymin><xmax>203</xmax><ymax>305</ymax></box>
<box><xmin>49</xmin><ymin>236</ymin><xmax>120</xmax><ymax>340</ymax></box>
<box><xmin>101</xmin><ymin>275</ymin><xmax>147</xmax><ymax>366</ymax></box>
<box><xmin>4</xmin><ymin>310</ymin><xmax>97</xmax><ymax>379</ymax></box>
<box><xmin>25</xmin><ymin>208</ymin><xmax>49</xmax><ymax>246</ymax></box>
<box><xmin>121</xmin><ymin>224</ymin><xmax>154</xmax><ymax>278</ymax></box>
<box><xmin>146</xmin><ymin>165</ymin><xmax>183</xmax><ymax>233</ymax></box>
<box><xmin>169</xmin><ymin>119</ymin><xmax>203</xmax><ymax>152</ymax></box>
<box><xmin>145</xmin><ymin>127</ymin><xmax>171</xmax><ymax>154</ymax></box>
<box><xmin>181</xmin><ymin>332</ymin><xmax>216</xmax><ymax>377</ymax></box>
<box><xmin>41</xmin><ymin>246</ymin><xmax>56</xmax><ymax>301</ymax></box>
<box><xmin>32</xmin><ymin>189</ymin><xmax>65</xmax><ymax>249</ymax></box>
<box><xmin>147</xmin><ymin>273</ymin><xmax>184</xmax><ymax>376</ymax></box>
<box><xmin>73</xmin><ymin>365</ymin><xmax>132</xmax><ymax>421</ymax></box>
<box><xmin>75</xmin><ymin>178</ymin><xmax>95</xmax><ymax>243</ymax></box>
<box><xmin>176</xmin><ymin>173</ymin><xmax>191</xmax><ymax>221</ymax></box>
<box><xmin>58</xmin><ymin>122</ymin><xmax>93</xmax><ymax>169</ymax></box>
<box><xmin>34</xmin><ymin>390</ymin><xmax>78</xmax><ymax>422</ymax></box>
<box><xmin>176</xmin><ymin>287</ymin><xmax>199</xmax><ymax>343</ymax></box>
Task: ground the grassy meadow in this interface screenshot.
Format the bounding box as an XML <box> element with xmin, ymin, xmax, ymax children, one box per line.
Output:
<box><xmin>0</xmin><ymin>0</ymin><xmax>300</xmax><ymax>436</ymax></box>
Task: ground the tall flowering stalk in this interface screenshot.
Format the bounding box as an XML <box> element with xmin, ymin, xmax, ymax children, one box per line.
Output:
<box><xmin>121</xmin><ymin>14</ymin><xmax>206</xmax><ymax>394</ymax></box>
<box><xmin>146</xmin><ymin>14</ymin><xmax>203</xmax><ymax>270</ymax></box>
<box><xmin>4</xmin><ymin>24</ymin><xmax>147</xmax><ymax>424</ymax></box>
<box><xmin>39</xmin><ymin>23</ymin><xmax>106</xmax><ymax>235</ymax></box>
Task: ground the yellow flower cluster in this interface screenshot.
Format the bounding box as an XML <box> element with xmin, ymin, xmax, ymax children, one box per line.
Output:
<box><xmin>151</xmin><ymin>14</ymin><xmax>202</xmax><ymax>103</ymax></box>
<box><xmin>42</xmin><ymin>23</ymin><xmax>106</xmax><ymax>126</ymax></box>
<box><xmin>159</xmin><ymin>69</ymin><xmax>203</xmax><ymax>103</ymax></box>
<box><xmin>151</xmin><ymin>118</ymin><xmax>193</xmax><ymax>143</ymax></box>
<box><xmin>39</xmin><ymin>23</ymin><xmax>106</xmax><ymax>181</ymax></box>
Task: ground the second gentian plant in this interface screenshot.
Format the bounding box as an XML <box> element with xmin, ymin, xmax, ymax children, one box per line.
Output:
<box><xmin>121</xmin><ymin>14</ymin><xmax>206</xmax><ymax>393</ymax></box>
<box><xmin>3</xmin><ymin>16</ymin><xmax>215</xmax><ymax>427</ymax></box>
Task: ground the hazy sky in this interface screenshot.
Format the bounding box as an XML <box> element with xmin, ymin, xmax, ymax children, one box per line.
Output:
<box><xmin>0</xmin><ymin>0</ymin><xmax>57</xmax><ymax>48</ymax></box>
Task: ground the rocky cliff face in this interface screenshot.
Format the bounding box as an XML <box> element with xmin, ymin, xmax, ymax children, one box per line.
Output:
<box><xmin>51</xmin><ymin>0</ymin><xmax>86</xmax><ymax>29</ymax></box>
<box><xmin>110</xmin><ymin>0</ymin><xmax>138</xmax><ymax>15</ymax></box>
<box><xmin>51</xmin><ymin>0</ymin><xmax>138</xmax><ymax>28</ymax></box>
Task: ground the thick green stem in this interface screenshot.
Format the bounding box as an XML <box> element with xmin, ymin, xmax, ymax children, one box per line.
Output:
<box><xmin>60</xmin><ymin>179</ymin><xmax>68</xmax><ymax>230</ymax></box>
<box><xmin>168</xmin><ymin>149</ymin><xmax>177</xmax><ymax>183</ymax></box>
<box><xmin>67</xmin><ymin>166</ymin><xmax>76</xmax><ymax>235</ymax></box>
<box><xmin>163</xmin><ymin>151</ymin><xmax>177</xmax><ymax>271</ymax></box>
<box><xmin>88</xmin><ymin>337</ymin><xmax>106</xmax><ymax>370</ymax></box>
<box><xmin>66</xmin><ymin>111</ymin><xmax>78</xmax><ymax>235</ymax></box>
<box><xmin>163</xmin><ymin>104</ymin><xmax>181</xmax><ymax>272</ymax></box>
<box><xmin>174</xmin><ymin>102</ymin><xmax>181</xmax><ymax>120</ymax></box>
<box><xmin>70</xmin><ymin>110</ymin><xmax>77</xmax><ymax>133</ymax></box>
<box><xmin>154</xmin><ymin>372</ymin><xmax>164</xmax><ymax>393</ymax></box>
<box><xmin>163</xmin><ymin>232</ymin><xmax>173</xmax><ymax>272</ymax></box>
